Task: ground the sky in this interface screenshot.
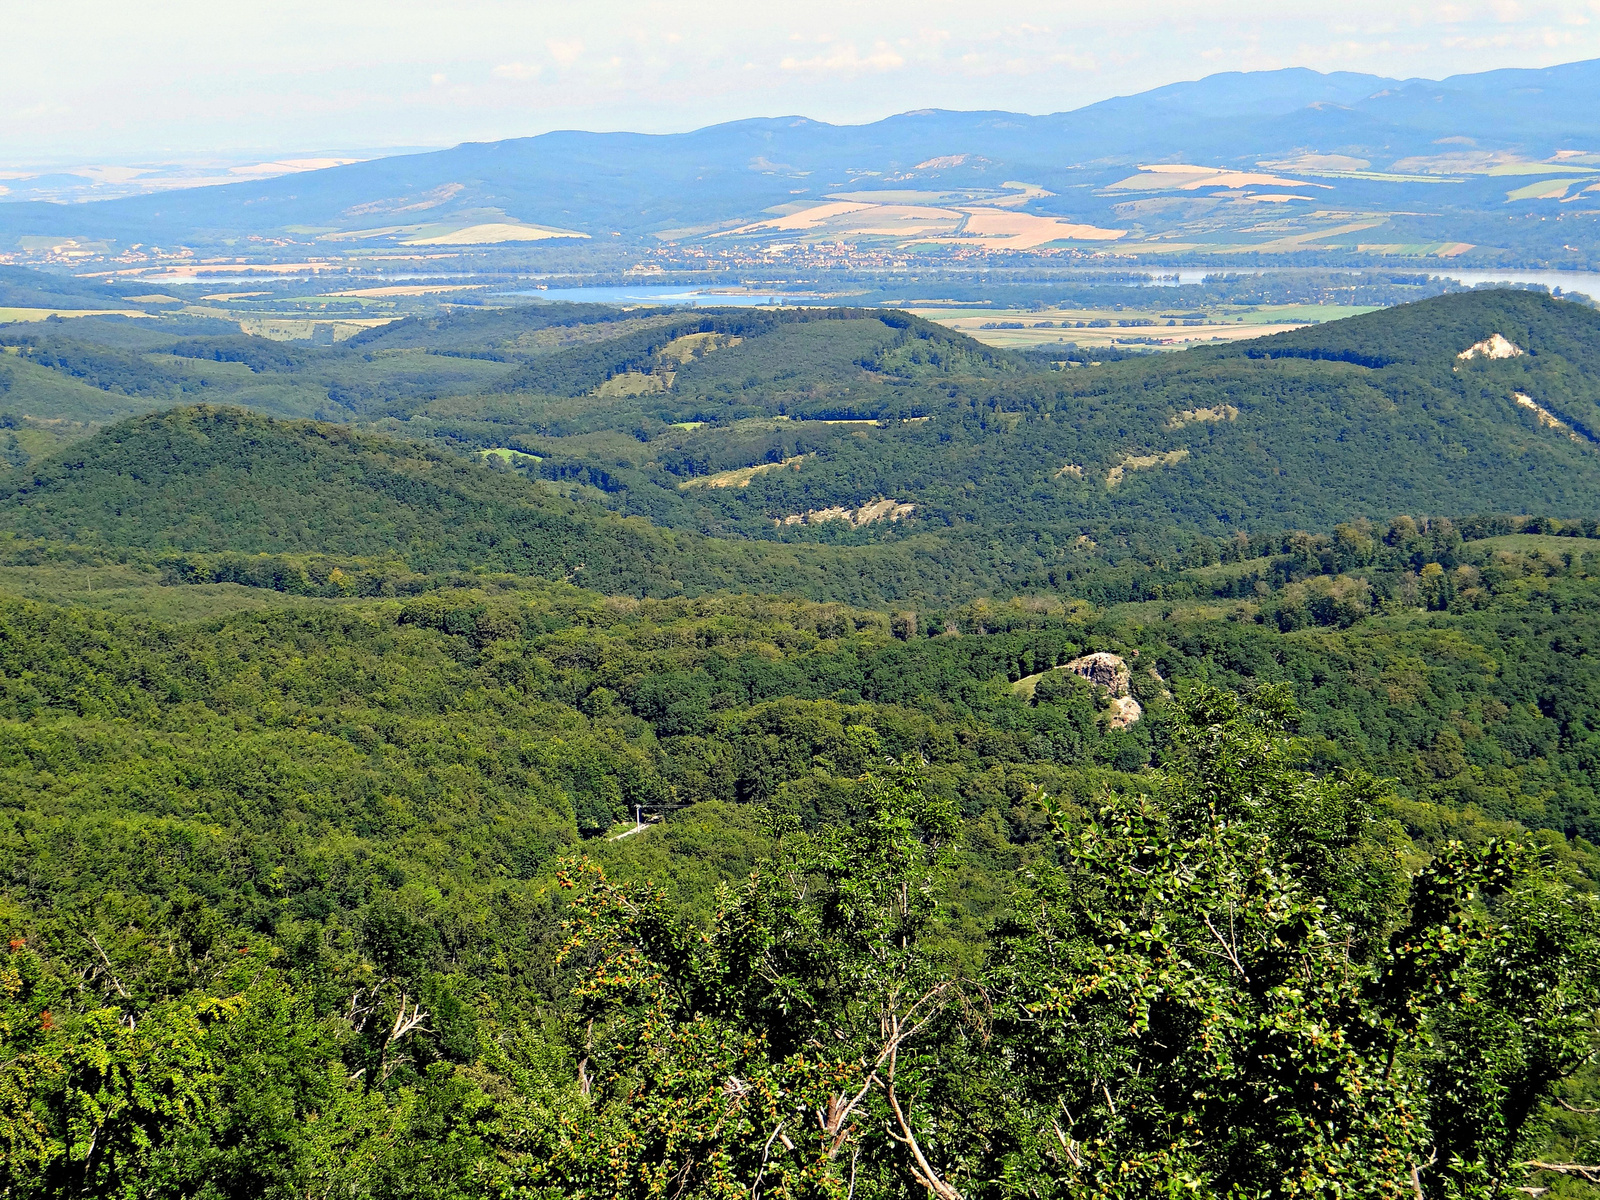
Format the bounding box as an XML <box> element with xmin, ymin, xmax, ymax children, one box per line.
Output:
<box><xmin>7</xmin><ymin>0</ymin><xmax>1600</xmax><ymax>162</ymax></box>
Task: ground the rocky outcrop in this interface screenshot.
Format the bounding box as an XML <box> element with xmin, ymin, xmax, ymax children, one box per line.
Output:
<box><xmin>1458</xmin><ymin>334</ymin><xmax>1525</xmax><ymax>360</ymax></box>
<box><xmin>1062</xmin><ymin>652</ymin><xmax>1130</xmax><ymax>693</ymax></box>
<box><xmin>776</xmin><ymin>498</ymin><xmax>914</xmax><ymax>527</ymax></box>
<box><xmin>1060</xmin><ymin>652</ymin><xmax>1143</xmax><ymax>728</ymax></box>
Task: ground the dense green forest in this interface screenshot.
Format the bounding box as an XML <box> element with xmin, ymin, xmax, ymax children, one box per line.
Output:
<box><xmin>6</xmin><ymin>291</ymin><xmax>1600</xmax><ymax>557</ymax></box>
<box><xmin>6</xmin><ymin>289</ymin><xmax>1600</xmax><ymax>1196</ymax></box>
<box><xmin>7</xmin><ymin>536</ymin><xmax>1600</xmax><ymax>1196</ymax></box>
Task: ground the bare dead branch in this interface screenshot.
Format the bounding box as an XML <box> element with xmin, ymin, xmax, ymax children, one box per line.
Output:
<box><xmin>86</xmin><ymin>934</ymin><xmax>131</xmax><ymax>1000</ymax></box>
<box><xmin>1052</xmin><ymin>1121</ymin><xmax>1083</xmax><ymax>1169</ymax></box>
<box><xmin>1202</xmin><ymin>913</ymin><xmax>1249</xmax><ymax>982</ymax></box>
<box><xmin>1524</xmin><ymin>1161</ymin><xmax>1600</xmax><ymax>1183</ymax></box>
<box><xmin>379</xmin><ymin>992</ymin><xmax>432</xmax><ymax>1081</ymax></box>
<box><xmin>751</xmin><ymin>1121</ymin><xmax>787</xmax><ymax>1199</ymax></box>
<box><xmin>884</xmin><ymin>1064</ymin><xmax>963</xmax><ymax>1199</ymax></box>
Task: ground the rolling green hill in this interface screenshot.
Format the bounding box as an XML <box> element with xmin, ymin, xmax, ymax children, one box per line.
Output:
<box><xmin>0</xmin><ymin>405</ymin><xmax>1037</xmax><ymax>604</ymax></box>
<box><xmin>372</xmin><ymin>290</ymin><xmax>1600</xmax><ymax>542</ymax></box>
<box><xmin>4</xmin><ymin>291</ymin><xmax>1600</xmax><ymax>602</ymax></box>
<box><xmin>11</xmin><ymin>286</ymin><xmax>1600</xmax><ymax>1198</ymax></box>
<box><xmin>0</xmin><ymin>407</ymin><xmax>704</xmax><ymax>588</ymax></box>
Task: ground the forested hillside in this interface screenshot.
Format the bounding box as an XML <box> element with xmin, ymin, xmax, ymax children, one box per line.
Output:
<box><xmin>4</xmin><ymin>291</ymin><xmax>1600</xmax><ymax>605</ymax></box>
<box><xmin>7</xmin><ymin>530</ymin><xmax>1600</xmax><ymax>1195</ymax></box>
<box><xmin>7</xmin><ymin>289</ymin><xmax>1600</xmax><ymax>1197</ymax></box>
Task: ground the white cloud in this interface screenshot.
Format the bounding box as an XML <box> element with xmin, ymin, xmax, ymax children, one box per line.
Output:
<box><xmin>780</xmin><ymin>42</ymin><xmax>905</xmax><ymax>73</ymax></box>
<box><xmin>8</xmin><ymin>0</ymin><xmax>1600</xmax><ymax>158</ymax></box>
<box><xmin>547</xmin><ymin>39</ymin><xmax>584</xmax><ymax>66</ymax></box>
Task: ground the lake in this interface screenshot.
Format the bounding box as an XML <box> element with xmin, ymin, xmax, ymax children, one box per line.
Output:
<box><xmin>502</xmin><ymin>286</ymin><xmax>821</xmax><ymax>306</ymax></box>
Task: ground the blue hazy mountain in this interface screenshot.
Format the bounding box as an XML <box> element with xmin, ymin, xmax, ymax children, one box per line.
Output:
<box><xmin>3</xmin><ymin>58</ymin><xmax>1598</xmax><ymax>247</ymax></box>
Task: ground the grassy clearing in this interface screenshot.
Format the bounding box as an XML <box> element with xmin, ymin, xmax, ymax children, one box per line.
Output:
<box><xmin>1107</xmin><ymin>449</ymin><xmax>1189</xmax><ymax>488</ymax></box>
<box><xmin>679</xmin><ymin>455</ymin><xmax>810</xmax><ymax>489</ymax></box>
<box><xmin>0</xmin><ymin>307</ymin><xmax>153</xmax><ymax>322</ymax></box>
<box><xmin>595</xmin><ymin>371</ymin><xmax>671</xmax><ymax>397</ymax></box>
<box><xmin>0</xmin><ymin>565</ymin><xmax>369</xmax><ymax>621</ymax></box>
<box><xmin>1470</xmin><ymin>534</ymin><xmax>1599</xmax><ymax>555</ymax></box>
<box><xmin>237</xmin><ymin>315</ymin><xmax>398</xmax><ymax>342</ymax></box>
<box><xmin>479</xmin><ymin>447</ymin><xmax>542</xmax><ymax>465</ymax></box>
<box><xmin>1101</xmin><ymin>599</ymin><xmax>1250</xmax><ymax>624</ymax></box>
<box><xmin>659</xmin><ymin>331</ymin><xmax>742</xmax><ymax>364</ymax></box>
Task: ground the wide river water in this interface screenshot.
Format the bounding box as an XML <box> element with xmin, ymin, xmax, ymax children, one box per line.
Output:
<box><xmin>508</xmin><ymin>270</ymin><xmax>1600</xmax><ymax>307</ymax></box>
<box><xmin>503</xmin><ymin>286</ymin><xmax>812</xmax><ymax>306</ymax></box>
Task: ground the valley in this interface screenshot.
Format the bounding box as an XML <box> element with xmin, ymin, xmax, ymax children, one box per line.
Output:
<box><xmin>8</xmin><ymin>50</ymin><xmax>1600</xmax><ymax>1199</ymax></box>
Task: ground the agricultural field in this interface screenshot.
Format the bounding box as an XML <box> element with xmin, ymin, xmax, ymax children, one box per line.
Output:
<box><xmin>912</xmin><ymin>302</ymin><xmax>1382</xmax><ymax>348</ymax></box>
<box><xmin>721</xmin><ymin>191</ymin><xmax>1127</xmax><ymax>248</ymax></box>
<box><xmin>0</xmin><ymin>306</ymin><xmax>152</xmax><ymax>322</ymax></box>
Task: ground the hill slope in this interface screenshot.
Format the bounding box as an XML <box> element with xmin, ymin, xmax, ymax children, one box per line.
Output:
<box><xmin>3</xmin><ymin>294</ymin><xmax>1600</xmax><ymax>607</ymax></box>
<box><xmin>368</xmin><ymin>290</ymin><xmax>1600</xmax><ymax>541</ymax></box>
<box><xmin>0</xmin><ymin>405</ymin><xmax>1029</xmax><ymax>605</ymax></box>
<box><xmin>0</xmin><ymin>407</ymin><xmax>709</xmax><ymax>590</ymax></box>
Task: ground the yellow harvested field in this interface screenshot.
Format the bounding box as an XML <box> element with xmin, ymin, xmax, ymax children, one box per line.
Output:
<box><xmin>401</xmin><ymin>223</ymin><xmax>590</xmax><ymax>245</ymax></box>
<box><xmin>731</xmin><ymin>201</ymin><xmax>878</xmax><ymax>232</ymax></box>
<box><xmin>722</xmin><ymin>202</ymin><xmax>962</xmax><ymax>239</ymax></box>
<box><xmin>949</xmin><ymin>209</ymin><xmax>1124</xmax><ymax>246</ymax></box>
<box><xmin>1106</xmin><ymin>164</ymin><xmax>1329</xmax><ymax>192</ymax></box>
<box><xmin>0</xmin><ymin>307</ymin><xmax>152</xmax><ymax>322</ymax></box>
<box><xmin>722</xmin><ymin>197</ymin><xmax>1120</xmax><ymax>247</ymax></box>
<box><xmin>679</xmin><ymin>455</ymin><xmax>809</xmax><ymax>489</ymax></box>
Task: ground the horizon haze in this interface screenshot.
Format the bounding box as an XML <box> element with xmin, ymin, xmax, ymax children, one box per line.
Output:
<box><xmin>9</xmin><ymin>0</ymin><xmax>1600</xmax><ymax>164</ymax></box>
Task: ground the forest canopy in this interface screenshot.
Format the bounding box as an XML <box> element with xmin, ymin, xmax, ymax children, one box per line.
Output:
<box><xmin>4</xmin><ymin>291</ymin><xmax>1600</xmax><ymax>1197</ymax></box>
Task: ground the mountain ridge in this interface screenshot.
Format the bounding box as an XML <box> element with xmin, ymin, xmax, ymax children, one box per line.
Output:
<box><xmin>5</xmin><ymin>292</ymin><xmax>1600</xmax><ymax>605</ymax></box>
<box><xmin>6</xmin><ymin>59</ymin><xmax>1600</xmax><ymax>252</ymax></box>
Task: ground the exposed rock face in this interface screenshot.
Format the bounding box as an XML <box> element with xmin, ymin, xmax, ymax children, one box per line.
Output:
<box><xmin>1060</xmin><ymin>652</ymin><xmax>1143</xmax><ymax>728</ymax></box>
<box><xmin>1513</xmin><ymin>391</ymin><xmax>1592</xmax><ymax>442</ymax></box>
<box><xmin>1063</xmin><ymin>652</ymin><xmax>1130</xmax><ymax>693</ymax></box>
<box><xmin>1458</xmin><ymin>334</ymin><xmax>1525</xmax><ymax>360</ymax></box>
<box><xmin>776</xmin><ymin>498</ymin><xmax>914</xmax><ymax>527</ymax></box>
<box><xmin>1106</xmin><ymin>695</ymin><xmax>1143</xmax><ymax>729</ymax></box>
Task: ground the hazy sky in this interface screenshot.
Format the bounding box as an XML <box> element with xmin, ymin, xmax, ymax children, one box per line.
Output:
<box><xmin>8</xmin><ymin>0</ymin><xmax>1600</xmax><ymax>160</ymax></box>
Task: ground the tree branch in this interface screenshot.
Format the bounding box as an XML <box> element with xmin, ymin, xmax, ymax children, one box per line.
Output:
<box><xmin>883</xmin><ymin>1043</ymin><xmax>962</xmax><ymax>1200</ymax></box>
<box><xmin>1202</xmin><ymin>913</ymin><xmax>1249</xmax><ymax>981</ymax></box>
<box><xmin>86</xmin><ymin>934</ymin><xmax>131</xmax><ymax>1000</ymax></box>
<box><xmin>1524</xmin><ymin>1161</ymin><xmax>1600</xmax><ymax>1183</ymax></box>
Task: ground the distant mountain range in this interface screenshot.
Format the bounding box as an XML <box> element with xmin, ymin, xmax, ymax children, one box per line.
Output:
<box><xmin>5</xmin><ymin>59</ymin><xmax>1600</xmax><ymax>262</ymax></box>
